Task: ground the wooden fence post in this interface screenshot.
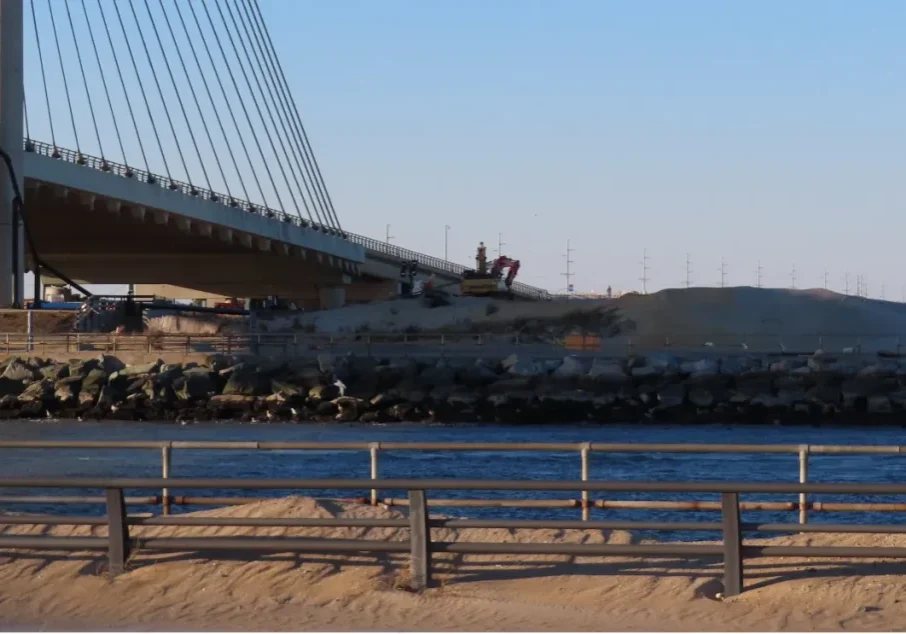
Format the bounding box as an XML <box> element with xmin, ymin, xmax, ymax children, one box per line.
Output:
<box><xmin>721</xmin><ymin>492</ymin><xmax>743</xmax><ymax>597</ymax></box>
<box><xmin>408</xmin><ymin>489</ymin><xmax>431</xmax><ymax>590</ymax></box>
<box><xmin>105</xmin><ymin>488</ymin><xmax>130</xmax><ymax>575</ymax></box>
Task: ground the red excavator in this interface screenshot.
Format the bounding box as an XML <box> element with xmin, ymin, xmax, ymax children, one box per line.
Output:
<box><xmin>461</xmin><ymin>242</ymin><xmax>521</xmax><ymax>298</ymax></box>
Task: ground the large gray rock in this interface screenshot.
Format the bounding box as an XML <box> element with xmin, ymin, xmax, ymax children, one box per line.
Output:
<box><xmin>309</xmin><ymin>384</ymin><xmax>340</xmax><ymax>402</ymax></box>
<box><xmin>40</xmin><ymin>363</ymin><xmax>69</xmax><ymax>381</ymax></box>
<box><xmin>681</xmin><ymin>358</ymin><xmax>719</xmax><ymax>376</ymax></box>
<box><xmin>17</xmin><ymin>379</ymin><xmax>53</xmax><ymax>404</ymax></box>
<box><xmin>2</xmin><ymin>358</ymin><xmax>38</xmax><ymax>382</ymax></box>
<box><xmin>81</xmin><ymin>369</ymin><xmax>108</xmax><ymax>395</ymax></box>
<box><xmin>552</xmin><ymin>356</ymin><xmax>585</xmax><ymax>378</ymax></box>
<box><xmin>657</xmin><ymin>384</ymin><xmax>686</xmax><ymax>408</ymax></box>
<box><xmin>334</xmin><ymin>396</ymin><xmax>367</xmax><ymax>421</ymax></box>
<box><xmin>111</xmin><ymin>361</ymin><xmax>161</xmax><ymax>380</ymax></box>
<box><xmin>586</xmin><ymin>359</ymin><xmax>627</xmax><ymax>381</ymax></box>
<box><xmin>507</xmin><ymin>359</ymin><xmax>546</xmax><ymax>377</ymax></box>
<box><xmin>417</xmin><ymin>363</ymin><xmax>457</xmax><ymax>388</ymax></box>
<box><xmin>176</xmin><ymin>369</ymin><xmax>216</xmax><ymax>401</ymax></box>
<box><xmin>54</xmin><ymin>376</ymin><xmax>83</xmax><ymax>404</ymax></box>
<box><xmin>447</xmin><ymin>390</ymin><xmax>480</xmax><ymax>408</ymax></box>
<box><xmin>317</xmin><ymin>353</ymin><xmax>336</xmax><ymax>373</ymax></box>
<box><xmin>868</xmin><ymin>395</ymin><xmax>892</xmax><ymax>414</ymax></box>
<box><xmin>97</xmin><ymin>355</ymin><xmax>126</xmax><ymax>374</ymax></box>
<box><xmin>271</xmin><ymin>380</ymin><xmax>305</xmax><ymax>400</ymax></box>
<box><xmin>223</xmin><ymin>367</ymin><xmax>270</xmax><ymax>396</ymax></box>
<box><xmin>688</xmin><ymin>388</ymin><xmax>715</xmax><ymax>409</ymax></box>
<box><xmin>806</xmin><ymin>385</ymin><xmax>841</xmax><ymax>405</ymax></box>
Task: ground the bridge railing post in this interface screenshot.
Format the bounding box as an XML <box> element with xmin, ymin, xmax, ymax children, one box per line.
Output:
<box><xmin>408</xmin><ymin>489</ymin><xmax>431</xmax><ymax>590</ymax></box>
<box><xmin>721</xmin><ymin>492</ymin><xmax>743</xmax><ymax>597</ymax></box>
<box><xmin>105</xmin><ymin>487</ymin><xmax>130</xmax><ymax>575</ymax></box>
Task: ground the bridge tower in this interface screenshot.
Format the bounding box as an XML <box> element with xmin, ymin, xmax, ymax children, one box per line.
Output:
<box><xmin>0</xmin><ymin>0</ymin><xmax>24</xmax><ymax>307</ymax></box>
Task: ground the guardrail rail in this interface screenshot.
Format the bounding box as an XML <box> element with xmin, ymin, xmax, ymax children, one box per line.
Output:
<box><xmin>5</xmin><ymin>475</ymin><xmax>906</xmax><ymax>595</ymax></box>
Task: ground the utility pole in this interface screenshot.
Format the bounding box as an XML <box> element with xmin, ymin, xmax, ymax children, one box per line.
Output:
<box><xmin>790</xmin><ymin>264</ymin><xmax>797</xmax><ymax>290</ymax></box>
<box><xmin>385</xmin><ymin>224</ymin><xmax>394</xmax><ymax>244</ymax></box>
<box><xmin>639</xmin><ymin>248</ymin><xmax>650</xmax><ymax>294</ymax></box>
<box><xmin>844</xmin><ymin>273</ymin><xmax>850</xmax><ymax>296</ymax></box>
<box><xmin>718</xmin><ymin>257</ymin><xmax>727</xmax><ymax>288</ymax></box>
<box><xmin>824</xmin><ymin>267</ymin><xmax>829</xmax><ymax>290</ymax></box>
<box><xmin>0</xmin><ymin>0</ymin><xmax>25</xmax><ymax>307</ymax></box>
<box><xmin>756</xmin><ymin>261</ymin><xmax>763</xmax><ymax>289</ymax></box>
<box><xmin>685</xmin><ymin>253</ymin><xmax>692</xmax><ymax>289</ymax></box>
<box><xmin>881</xmin><ymin>284</ymin><xmax>886</xmax><ymax>300</ymax></box>
<box><xmin>444</xmin><ymin>224</ymin><xmax>450</xmax><ymax>261</ymax></box>
<box><xmin>562</xmin><ymin>239</ymin><xmax>575</xmax><ymax>297</ymax></box>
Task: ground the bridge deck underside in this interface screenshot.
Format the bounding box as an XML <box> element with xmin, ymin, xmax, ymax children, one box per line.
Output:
<box><xmin>24</xmin><ymin>181</ymin><xmax>351</xmax><ymax>299</ymax></box>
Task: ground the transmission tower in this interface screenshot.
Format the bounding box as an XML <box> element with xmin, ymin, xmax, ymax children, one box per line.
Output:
<box><xmin>639</xmin><ymin>248</ymin><xmax>650</xmax><ymax>294</ymax></box>
<box><xmin>881</xmin><ymin>284</ymin><xmax>886</xmax><ymax>300</ymax></box>
<box><xmin>685</xmin><ymin>253</ymin><xmax>692</xmax><ymax>289</ymax></box>
<box><xmin>756</xmin><ymin>261</ymin><xmax>763</xmax><ymax>288</ymax></box>
<box><xmin>790</xmin><ymin>264</ymin><xmax>797</xmax><ymax>290</ymax></box>
<box><xmin>845</xmin><ymin>272</ymin><xmax>850</xmax><ymax>295</ymax></box>
<box><xmin>496</xmin><ymin>232</ymin><xmax>506</xmax><ymax>257</ymax></box>
<box><xmin>562</xmin><ymin>239</ymin><xmax>575</xmax><ymax>296</ymax></box>
<box><xmin>718</xmin><ymin>257</ymin><xmax>727</xmax><ymax>288</ymax></box>
<box><xmin>824</xmin><ymin>267</ymin><xmax>829</xmax><ymax>290</ymax></box>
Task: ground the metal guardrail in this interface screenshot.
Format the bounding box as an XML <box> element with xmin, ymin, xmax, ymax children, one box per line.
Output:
<box><xmin>3</xmin><ymin>441</ymin><xmax>906</xmax><ymax>523</ymax></box>
<box><xmin>24</xmin><ymin>139</ymin><xmax>552</xmax><ymax>300</ymax></box>
<box><xmin>7</xmin><ymin>330</ymin><xmax>906</xmax><ymax>356</ymax></box>
<box><xmin>5</xmin><ymin>475</ymin><xmax>906</xmax><ymax>595</ymax></box>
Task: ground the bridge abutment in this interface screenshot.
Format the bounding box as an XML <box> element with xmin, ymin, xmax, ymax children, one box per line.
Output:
<box><xmin>0</xmin><ymin>0</ymin><xmax>24</xmax><ymax>308</ymax></box>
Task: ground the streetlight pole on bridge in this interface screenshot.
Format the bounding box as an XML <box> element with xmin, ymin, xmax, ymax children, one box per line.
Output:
<box><xmin>0</xmin><ymin>0</ymin><xmax>24</xmax><ymax>308</ymax></box>
<box><xmin>444</xmin><ymin>224</ymin><xmax>450</xmax><ymax>261</ymax></box>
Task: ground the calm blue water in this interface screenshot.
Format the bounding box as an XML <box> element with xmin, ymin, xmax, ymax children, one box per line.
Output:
<box><xmin>3</xmin><ymin>421</ymin><xmax>906</xmax><ymax>539</ymax></box>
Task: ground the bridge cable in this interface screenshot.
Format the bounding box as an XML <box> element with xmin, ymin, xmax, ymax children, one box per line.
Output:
<box><xmin>23</xmin><ymin>95</ymin><xmax>30</xmax><ymax>143</ymax></box>
<box><xmin>220</xmin><ymin>0</ymin><xmax>318</xmax><ymax>227</ymax></box>
<box><xmin>201</xmin><ymin>0</ymin><xmax>286</xmax><ymax>215</ymax></box>
<box><xmin>125</xmin><ymin>0</ymin><xmax>194</xmax><ymax>187</ymax></box>
<box><xmin>185</xmin><ymin>0</ymin><xmax>269</xmax><ymax>208</ymax></box>
<box><xmin>95</xmin><ymin>0</ymin><xmax>152</xmax><ymax>174</ymax></box>
<box><xmin>30</xmin><ymin>0</ymin><xmax>56</xmax><ymax>149</ymax></box>
<box><xmin>46</xmin><ymin>0</ymin><xmax>83</xmax><ymax>156</ymax></box>
<box><xmin>247</xmin><ymin>0</ymin><xmax>344</xmax><ymax>232</ymax></box>
<box><xmin>140</xmin><ymin>0</ymin><xmax>212</xmax><ymax>192</ymax></box>
<box><xmin>241</xmin><ymin>0</ymin><xmax>338</xmax><ymax>232</ymax></box>
<box><xmin>110</xmin><ymin>0</ymin><xmax>174</xmax><ymax>181</ymax></box>
<box><xmin>64</xmin><ymin>0</ymin><xmax>105</xmax><ymax>162</ymax></box>
<box><xmin>82</xmin><ymin>0</ymin><xmax>130</xmax><ymax>168</ymax></box>
<box><xmin>158</xmin><ymin>0</ymin><xmax>233</xmax><ymax>201</ymax></box>
<box><xmin>234</xmin><ymin>0</ymin><xmax>332</xmax><ymax>231</ymax></box>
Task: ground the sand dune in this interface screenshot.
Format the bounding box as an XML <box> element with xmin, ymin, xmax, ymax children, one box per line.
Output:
<box><xmin>2</xmin><ymin>497</ymin><xmax>906</xmax><ymax>631</ymax></box>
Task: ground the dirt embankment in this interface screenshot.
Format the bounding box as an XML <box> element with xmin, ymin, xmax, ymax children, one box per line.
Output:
<box><xmin>1</xmin><ymin>496</ymin><xmax>905</xmax><ymax>631</ymax></box>
<box><xmin>0</xmin><ymin>310</ymin><xmax>76</xmax><ymax>334</ymax></box>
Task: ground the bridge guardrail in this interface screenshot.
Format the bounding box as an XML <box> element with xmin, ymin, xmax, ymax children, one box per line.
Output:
<box><xmin>5</xmin><ymin>473</ymin><xmax>906</xmax><ymax>595</ymax></box>
<box><xmin>4</xmin><ymin>331</ymin><xmax>906</xmax><ymax>356</ymax></box>
<box><xmin>25</xmin><ymin>139</ymin><xmax>552</xmax><ymax>301</ymax></box>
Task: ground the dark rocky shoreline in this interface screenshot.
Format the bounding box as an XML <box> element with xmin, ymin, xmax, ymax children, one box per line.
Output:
<box><xmin>1</xmin><ymin>351</ymin><xmax>906</xmax><ymax>425</ymax></box>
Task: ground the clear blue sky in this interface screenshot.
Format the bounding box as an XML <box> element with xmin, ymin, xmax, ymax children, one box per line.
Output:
<box><xmin>23</xmin><ymin>0</ymin><xmax>906</xmax><ymax>297</ymax></box>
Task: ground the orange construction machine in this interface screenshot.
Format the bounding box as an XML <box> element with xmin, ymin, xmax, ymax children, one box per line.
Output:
<box><xmin>461</xmin><ymin>242</ymin><xmax>521</xmax><ymax>298</ymax></box>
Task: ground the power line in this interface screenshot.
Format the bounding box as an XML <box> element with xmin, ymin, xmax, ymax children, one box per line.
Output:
<box><xmin>562</xmin><ymin>239</ymin><xmax>575</xmax><ymax>296</ymax></box>
<box><xmin>639</xmin><ymin>248</ymin><xmax>650</xmax><ymax>294</ymax></box>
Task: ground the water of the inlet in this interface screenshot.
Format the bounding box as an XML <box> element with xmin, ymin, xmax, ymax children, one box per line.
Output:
<box><xmin>3</xmin><ymin>420</ymin><xmax>906</xmax><ymax>540</ymax></box>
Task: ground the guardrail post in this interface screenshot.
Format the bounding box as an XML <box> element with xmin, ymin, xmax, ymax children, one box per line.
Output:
<box><xmin>105</xmin><ymin>487</ymin><xmax>130</xmax><ymax>575</ymax></box>
<box><xmin>580</xmin><ymin>443</ymin><xmax>590</xmax><ymax>521</ymax></box>
<box><xmin>370</xmin><ymin>442</ymin><xmax>380</xmax><ymax>506</ymax></box>
<box><xmin>161</xmin><ymin>445</ymin><xmax>172</xmax><ymax>515</ymax></box>
<box><xmin>720</xmin><ymin>492</ymin><xmax>743</xmax><ymax>597</ymax></box>
<box><xmin>799</xmin><ymin>445</ymin><xmax>809</xmax><ymax>525</ymax></box>
<box><xmin>408</xmin><ymin>489</ymin><xmax>431</xmax><ymax>590</ymax></box>
<box><xmin>185</xmin><ymin>336</ymin><xmax>191</xmax><ymax>354</ymax></box>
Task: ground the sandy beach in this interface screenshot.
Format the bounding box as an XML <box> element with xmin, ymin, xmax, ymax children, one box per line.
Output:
<box><xmin>2</xmin><ymin>497</ymin><xmax>906</xmax><ymax>631</ymax></box>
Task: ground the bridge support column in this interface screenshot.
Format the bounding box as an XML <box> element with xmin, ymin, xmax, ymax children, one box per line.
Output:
<box><xmin>0</xmin><ymin>0</ymin><xmax>24</xmax><ymax>308</ymax></box>
<box><xmin>318</xmin><ymin>285</ymin><xmax>346</xmax><ymax>310</ymax></box>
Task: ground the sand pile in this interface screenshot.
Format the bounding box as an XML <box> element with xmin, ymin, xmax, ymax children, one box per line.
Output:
<box><xmin>2</xmin><ymin>497</ymin><xmax>906</xmax><ymax>630</ymax></box>
<box><xmin>263</xmin><ymin>286</ymin><xmax>906</xmax><ymax>346</ymax></box>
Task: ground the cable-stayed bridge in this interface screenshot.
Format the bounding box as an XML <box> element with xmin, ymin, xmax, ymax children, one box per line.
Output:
<box><xmin>0</xmin><ymin>0</ymin><xmax>550</xmax><ymax>309</ymax></box>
